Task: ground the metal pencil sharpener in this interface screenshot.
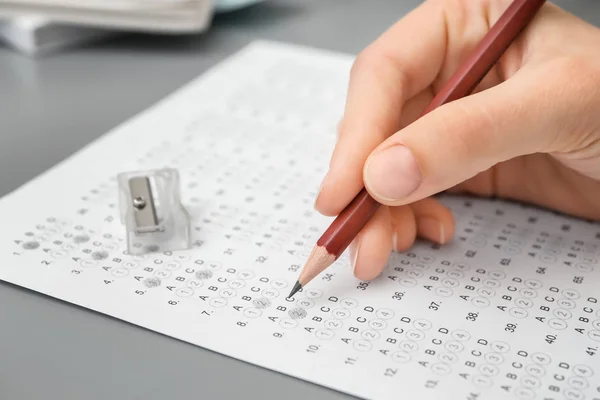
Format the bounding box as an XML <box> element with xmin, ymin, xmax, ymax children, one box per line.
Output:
<box><xmin>117</xmin><ymin>168</ymin><xmax>190</xmax><ymax>255</ymax></box>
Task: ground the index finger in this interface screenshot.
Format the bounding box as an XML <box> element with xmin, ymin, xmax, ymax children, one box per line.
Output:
<box><xmin>315</xmin><ymin>0</ymin><xmax>449</xmax><ymax>216</ymax></box>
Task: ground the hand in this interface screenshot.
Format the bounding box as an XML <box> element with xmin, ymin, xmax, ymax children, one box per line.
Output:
<box><xmin>314</xmin><ymin>0</ymin><xmax>600</xmax><ymax>281</ymax></box>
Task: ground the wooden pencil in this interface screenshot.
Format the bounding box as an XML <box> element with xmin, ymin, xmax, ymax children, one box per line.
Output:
<box><xmin>288</xmin><ymin>0</ymin><xmax>547</xmax><ymax>298</ymax></box>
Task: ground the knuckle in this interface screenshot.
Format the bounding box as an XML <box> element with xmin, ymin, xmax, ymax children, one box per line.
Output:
<box><xmin>350</xmin><ymin>47</ymin><xmax>381</xmax><ymax>80</ymax></box>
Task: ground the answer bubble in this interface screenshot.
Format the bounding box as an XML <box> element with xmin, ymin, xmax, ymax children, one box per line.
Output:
<box><xmin>186</xmin><ymin>280</ymin><xmax>204</xmax><ymax>289</ymax></box>
<box><xmin>479</xmin><ymin>364</ymin><xmax>499</xmax><ymax>377</ymax></box>
<box><xmin>165</xmin><ymin>261</ymin><xmax>181</xmax><ymax>271</ymax></box>
<box><xmin>324</xmin><ymin>319</ymin><xmax>343</xmax><ymax>330</ymax></box>
<box><xmin>563</xmin><ymin>388</ymin><xmax>584</xmax><ymax>400</ymax></box>
<box><xmin>195</xmin><ymin>270</ymin><xmax>213</xmax><ymax>280</ymax></box>
<box><xmin>568</xmin><ymin>376</ymin><xmax>588</xmax><ymax>390</ymax></box>
<box><xmin>297</xmin><ymin>298</ymin><xmax>315</xmax><ymax>308</ymax></box>
<box><xmin>435</xmin><ymin>287</ymin><xmax>453</xmax><ymax>297</ymax></box>
<box><xmin>143</xmin><ymin>277</ymin><xmax>161</xmax><ymax>288</ymax></box>
<box><xmin>111</xmin><ymin>268</ymin><xmax>129</xmax><ymax>278</ymax></box>
<box><xmin>207</xmin><ymin>261</ymin><xmax>222</xmax><ymax>271</ymax></box>
<box><xmin>484</xmin><ymin>353</ymin><xmax>504</xmax><ymax>365</ymax></box>
<box><xmin>340</xmin><ymin>298</ymin><xmax>358</xmax><ymax>309</ymax></box>
<box><xmin>315</xmin><ymin>329</ymin><xmax>335</xmax><ymax>340</ymax></box>
<box><xmin>62</xmin><ymin>243</ymin><xmax>77</xmax><ymax>252</ymax></box>
<box><xmin>367</xmin><ymin>319</ymin><xmax>387</xmax><ymax>331</ymax></box>
<box><xmin>418</xmin><ymin>255</ymin><xmax>435</xmax><ymax>264</ymax></box>
<box><xmin>175</xmin><ymin>287</ymin><xmax>194</xmax><ymax>298</ymax></box>
<box><xmin>514</xmin><ymin>298</ymin><xmax>533</xmax><ymax>308</ymax></box>
<box><xmin>288</xmin><ymin>308</ymin><xmax>308</xmax><ymax>320</ymax></box>
<box><xmin>391</xmin><ymin>351</ymin><xmax>411</xmax><ymax>364</ymax></box>
<box><xmin>445</xmin><ymin>341</ymin><xmax>464</xmax><ymax>353</ymax></box>
<box><xmin>531</xmin><ymin>352</ymin><xmax>552</xmax><ymax>365</ymax></box>
<box><xmin>261</xmin><ymin>288</ymin><xmax>279</xmax><ymax>299</ymax></box>
<box><xmin>588</xmin><ymin>330</ymin><xmax>600</xmax><ymax>342</ymax></box>
<box><xmin>376</xmin><ymin>308</ymin><xmax>395</xmax><ymax>320</ymax></box>
<box><xmin>514</xmin><ymin>387</ymin><xmax>535</xmax><ymax>400</ymax></box>
<box><xmin>124</xmin><ymin>261</ymin><xmax>139</xmax><ymax>269</ymax></box>
<box><xmin>483</xmin><ymin>279</ymin><xmax>500</xmax><ymax>288</ymax></box>
<box><xmin>556</xmin><ymin>298</ymin><xmax>575</xmax><ymax>309</ymax></box>
<box><xmin>539</xmin><ymin>254</ymin><xmax>556</xmax><ymax>263</ymax></box>
<box><xmin>525</xmin><ymin>364</ymin><xmax>545</xmax><ymax>377</ymax></box>
<box><xmin>468</xmin><ymin>235</ymin><xmax>487</xmax><ymax>248</ymax></box>
<box><xmin>553</xmin><ymin>308</ymin><xmax>572</xmax><ymax>320</ymax></box>
<box><xmin>209</xmin><ymin>297</ymin><xmax>227</xmax><ymax>308</ymax></box>
<box><xmin>361</xmin><ymin>329</ymin><xmax>380</xmax><ymax>341</ymax></box>
<box><xmin>270</xmin><ymin>279</ymin><xmax>288</xmax><ymax>290</ymax></box>
<box><xmin>572</xmin><ymin>364</ymin><xmax>593</xmax><ymax>378</ymax></box>
<box><xmin>51</xmin><ymin>250</ymin><xmax>67</xmax><ymax>259</ymax></box>
<box><xmin>478</xmin><ymin>287</ymin><xmax>496</xmax><ymax>298</ymax></box>
<box><xmin>154</xmin><ymin>270</ymin><xmax>171</xmax><ymax>279</ymax></box>
<box><xmin>519</xmin><ymin>288</ymin><xmax>538</xmax><ymax>298</ymax></box>
<box><xmin>398</xmin><ymin>340</ymin><xmax>419</xmax><ymax>353</ymax></box>
<box><xmin>488</xmin><ymin>270</ymin><xmax>506</xmax><ymax>280</ymax></box>
<box><xmin>413</xmin><ymin>319</ymin><xmax>432</xmax><ymax>331</ymax></box>
<box><xmin>174</xmin><ymin>253</ymin><xmax>190</xmax><ymax>262</ymax></box>
<box><xmin>220</xmin><ymin>288</ymin><xmax>237</xmax><ymax>298</ymax></box>
<box><xmin>524</xmin><ymin>279</ymin><xmax>542</xmax><ymax>289</ymax></box>
<box><xmin>399</xmin><ymin>277</ymin><xmax>417</xmax><ymax>287</ymax></box>
<box><xmin>509</xmin><ymin>307</ymin><xmax>528</xmax><ymax>319</ymax></box>
<box><xmin>451</xmin><ymin>330</ymin><xmax>471</xmax><ymax>342</ymax></box>
<box><xmin>442</xmin><ymin>278</ymin><xmax>459</xmax><ymax>288</ymax></box>
<box><xmin>520</xmin><ymin>376</ymin><xmax>541</xmax><ymax>389</ymax></box>
<box><xmin>490</xmin><ymin>341</ymin><xmax>510</xmax><ymax>353</ymax></box>
<box><xmin>562</xmin><ymin>288</ymin><xmax>580</xmax><ymax>300</ymax></box>
<box><xmin>472</xmin><ymin>376</ymin><xmax>493</xmax><ymax>388</ymax></box>
<box><xmin>237</xmin><ymin>270</ymin><xmax>255</xmax><ymax>280</ymax></box>
<box><xmin>431</xmin><ymin>363</ymin><xmax>452</xmax><ymax>376</ymax></box>
<box><xmin>353</xmin><ymin>340</ymin><xmax>372</xmax><ymax>352</ymax></box>
<box><xmin>89</xmin><ymin>251</ymin><xmax>108</xmax><ymax>261</ymax></box>
<box><xmin>73</xmin><ymin>235</ymin><xmax>90</xmax><ymax>244</ymax></box>
<box><xmin>406</xmin><ymin>269</ymin><xmax>423</xmax><ymax>279</ymax></box>
<box><xmin>447</xmin><ymin>270</ymin><xmax>464</xmax><ymax>279</ymax></box>
<box><xmin>576</xmin><ymin>263</ymin><xmax>594</xmax><ymax>272</ymax></box>
<box><xmin>228</xmin><ymin>279</ymin><xmax>246</xmax><ymax>289</ymax></box>
<box><xmin>252</xmin><ymin>298</ymin><xmax>271</xmax><ymax>309</ymax></box>
<box><xmin>332</xmin><ymin>308</ymin><xmax>351</xmax><ymax>319</ymax></box>
<box><xmin>406</xmin><ymin>329</ymin><xmax>426</xmax><ymax>341</ymax></box>
<box><xmin>472</xmin><ymin>297</ymin><xmax>491</xmax><ymax>308</ymax></box>
<box><xmin>438</xmin><ymin>352</ymin><xmax>458</xmax><ymax>364</ymax></box>
<box><xmin>243</xmin><ymin>308</ymin><xmax>262</xmax><ymax>318</ymax></box>
<box><xmin>452</xmin><ymin>262</ymin><xmax>470</xmax><ymax>271</ymax></box>
<box><xmin>279</xmin><ymin>318</ymin><xmax>298</xmax><ymax>329</ymax></box>
<box><xmin>548</xmin><ymin>318</ymin><xmax>568</xmax><ymax>330</ymax></box>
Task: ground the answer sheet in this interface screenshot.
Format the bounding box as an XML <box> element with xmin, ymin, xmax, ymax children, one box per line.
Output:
<box><xmin>1</xmin><ymin>41</ymin><xmax>599</xmax><ymax>400</ymax></box>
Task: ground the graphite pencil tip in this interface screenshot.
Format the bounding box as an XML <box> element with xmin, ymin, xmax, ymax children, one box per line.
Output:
<box><xmin>288</xmin><ymin>280</ymin><xmax>302</xmax><ymax>298</ymax></box>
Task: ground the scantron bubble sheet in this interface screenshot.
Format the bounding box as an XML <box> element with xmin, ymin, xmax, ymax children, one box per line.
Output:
<box><xmin>1</xmin><ymin>41</ymin><xmax>599</xmax><ymax>400</ymax></box>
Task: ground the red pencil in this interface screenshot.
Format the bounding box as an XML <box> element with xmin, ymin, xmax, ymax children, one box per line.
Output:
<box><xmin>288</xmin><ymin>0</ymin><xmax>547</xmax><ymax>298</ymax></box>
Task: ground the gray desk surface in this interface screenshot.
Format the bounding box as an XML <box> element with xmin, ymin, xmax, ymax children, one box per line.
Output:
<box><xmin>1</xmin><ymin>1</ymin><xmax>599</xmax><ymax>399</ymax></box>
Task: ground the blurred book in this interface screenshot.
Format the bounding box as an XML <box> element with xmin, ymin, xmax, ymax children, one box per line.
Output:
<box><xmin>0</xmin><ymin>0</ymin><xmax>265</xmax><ymax>55</ymax></box>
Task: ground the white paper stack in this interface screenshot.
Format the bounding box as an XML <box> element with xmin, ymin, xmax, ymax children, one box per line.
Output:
<box><xmin>0</xmin><ymin>0</ymin><xmax>214</xmax><ymax>33</ymax></box>
<box><xmin>0</xmin><ymin>0</ymin><xmax>264</xmax><ymax>55</ymax></box>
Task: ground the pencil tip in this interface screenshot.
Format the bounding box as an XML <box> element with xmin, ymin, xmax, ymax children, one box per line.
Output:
<box><xmin>288</xmin><ymin>280</ymin><xmax>302</xmax><ymax>298</ymax></box>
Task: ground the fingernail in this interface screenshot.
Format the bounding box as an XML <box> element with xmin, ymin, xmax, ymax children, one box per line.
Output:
<box><xmin>364</xmin><ymin>144</ymin><xmax>421</xmax><ymax>201</ymax></box>
<box><xmin>418</xmin><ymin>217</ymin><xmax>443</xmax><ymax>243</ymax></box>
<box><xmin>350</xmin><ymin>240</ymin><xmax>361</xmax><ymax>271</ymax></box>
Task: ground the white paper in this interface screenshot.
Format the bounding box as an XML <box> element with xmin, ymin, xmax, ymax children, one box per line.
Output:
<box><xmin>1</xmin><ymin>41</ymin><xmax>599</xmax><ymax>400</ymax></box>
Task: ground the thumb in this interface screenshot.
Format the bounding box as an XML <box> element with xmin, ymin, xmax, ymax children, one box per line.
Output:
<box><xmin>362</xmin><ymin>68</ymin><xmax>566</xmax><ymax>206</ymax></box>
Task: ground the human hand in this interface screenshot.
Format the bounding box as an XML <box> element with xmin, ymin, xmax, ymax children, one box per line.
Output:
<box><xmin>314</xmin><ymin>0</ymin><xmax>600</xmax><ymax>281</ymax></box>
